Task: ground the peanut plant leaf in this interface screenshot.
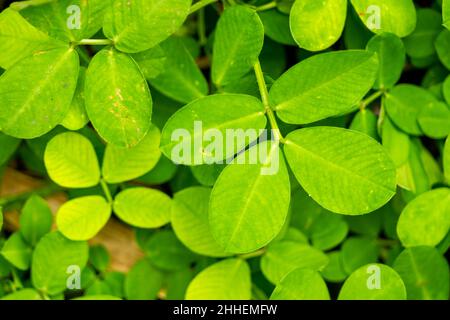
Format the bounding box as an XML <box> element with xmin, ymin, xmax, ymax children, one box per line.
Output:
<box><xmin>171</xmin><ymin>187</ymin><xmax>230</xmax><ymax>257</ymax></box>
<box><xmin>85</xmin><ymin>48</ymin><xmax>152</xmax><ymax>148</ymax></box>
<box><xmin>393</xmin><ymin>246</ymin><xmax>450</xmax><ymax>300</ymax></box>
<box><xmin>102</xmin><ymin>125</ymin><xmax>161</xmax><ymax>184</ymax></box>
<box><xmin>0</xmin><ymin>289</ymin><xmax>42</xmax><ymax>300</ymax></box>
<box><xmin>349</xmin><ymin>109</ymin><xmax>379</xmax><ymax>139</ymax></box>
<box><xmin>125</xmin><ymin>259</ymin><xmax>163</xmax><ymax>300</ymax></box>
<box><xmin>0</xmin><ymin>133</ymin><xmax>20</xmax><ymax>166</ymax></box>
<box><xmin>258</xmin><ymin>9</ymin><xmax>296</xmax><ymax>46</ymax></box>
<box><xmin>149</xmin><ymin>37</ymin><xmax>208</xmax><ymax>103</ymax></box>
<box><xmin>341</xmin><ymin>237</ymin><xmax>379</xmax><ymax>274</ymax></box>
<box><xmin>185</xmin><ymin>259</ymin><xmax>251</xmax><ymax>300</ymax></box>
<box><xmin>381</xmin><ymin>115</ymin><xmax>410</xmax><ymax>168</ymax></box>
<box><xmin>209</xmin><ymin>141</ymin><xmax>290</xmax><ymax>254</ymax></box>
<box><xmin>270</xmin><ymin>268</ymin><xmax>330</xmax><ymax>300</ymax></box>
<box><xmin>444</xmin><ymin>0</ymin><xmax>450</xmax><ymax>30</ymax></box>
<box><xmin>212</xmin><ymin>5</ymin><xmax>264</xmax><ymax>87</ymax></box>
<box><xmin>284</xmin><ymin>127</ymin><xmax>397</xmax><ymax>215</ymax></box>
<box><xmin>436</xmin><ymin>30</ymin><xmax>450</xmax><ymax>70</ymax></box>
<box><xmin>366</xmin><ymin>32</ymin><xmax>405</xmax><ymax>90</ymax></box>
<box><xmin>261</xmin><ymin>241</ymin><xmax>329</xmax><ymax>284</ymax></box>
<box><xmin>103</xmin><ymin>0</ymin><xmax>192</xmax><ymax>53</ymax></box>
<box><xmin>57</xmin><ymin>196</ymin><xmax>112</xmax><ymax>241</ymax></box>
<box><xmin>132</xmin><ymin>45</ymin><xmax>166</xmax><ymax>80</ymax></box>
<box><xmin>61</xmin><ymin>67</ymin><xmax>89</xmax><ymax>131</ymax></box>
<box><xmin>20</xmin><ymin>195</ymin><xmax>53</xmax><ymax>246</ymax></box>
<box><xmin>0</xmin><ymin>47</ymin><xmax>79</xmax><ymax>138</ymax></box>
<box><xmin>0</xmin><ymin>8</ymin><xmax>64</xmax><ymax>69</ymax></box>
<box><xmin>32</xmin><ymin>231</ymin><xmax>89</xmax><ymax>295</ymax></box>
<box><xmin>44</xmin><ymin>132</ymin><xmax>100</xmax><ymax>188</ymax></box>
<box><xmin>350</xmin><ymin>0</ymin><xmax>416</xmax><ymax>37</ymax></box>
<box><xmin>290</xmin><ymin>0</ymin><xmax>347</xmax><ymax>52</ymax></box>
<box><xmin>445</xmin><ymin>136</ymin><xmax>450</xmax><ymax>183</ymax></box>
<box><xmin>113</xmin><ymin>187</ymin><xmax>172</xmax><ymax>228</ymax></box>
<box><xmin>1</xmin><ymin>232</ymin><xmax>32</xmax><ymax>271</ymax></box>
<box><xmin>397</xmin><ymin>189</ymin><xmax>450</xmax><ymax>248</ymax></box>
<box><xmin>338</xmin><ymin>264</ymin><xmax>406</xmax><ymax>300</ymax></box>
<box><xmin>270</xmin><ymin>51</ymin><xmax>379</xmax><ymax>124</ymax></box>
<box><xmin>160</xmin><ymin>94</ymin><xmax>266</xmax><ymax>165</ymax></box>
<box><xmin>417</xmin><ymin>101</ymin><xmax>450</xmax><ymax>139</ymax></box>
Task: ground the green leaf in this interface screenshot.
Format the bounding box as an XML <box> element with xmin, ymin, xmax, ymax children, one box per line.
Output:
<box><xmin>397</xmin><ymin>189</ymin><xmax>450</xmax><ymax>248</ymax></box>
<box><xmin>258</xmin><ymin>9</ymin><xmax>296</xmax><ymax>46</ymax></box>
<box><xmin>85</xmin><ymin>48</ymin><xmax>152</xmax><ymax>148</ymax></box>
<box><xmin>149</xmin><ymin>37</ymin><xmax>208</xmax><ymax>104</ymax></box>
<box><xmin>435</xmin><ymin>30</ymin><xmax>450</xmax><ymax>70</ymax></box>
<box><xmin>0</xmin><ymin>47</ymin><xmax>79</xmax><ymax>138</ymax></box>
<box><xmin>338</xmin><ymin>264</ymin><xmax>406</xmax><ymax>300</ymax></box>
<box><xmin>385</xmin><ymin>84</ymin><xmax>438</xmax><ymax>135</ymax></box>
<box><xmin>444</xmin><ymin>0</ymin><xmax>450</xmax><ymax>30</ymax></box>
<box><xmin>417</xmin><ymin>100</ymin><xmax>450</xmax><ymax>139</ymax></box>
<box><xmin>20</xmin><ymin>0</ymin><xmax>108</xmax><ymax>42</ymax></box>
<box><xmin>0</xmin><ymin>288</ymin><xmax>42</xmax><ymax>300</ymax></box>
<box><xmin>132</xmin><ymin>45</ymin><xmax>166</xmax><ymax>80</ymax></box>
<box><xmin>284</xmin><ymin>127</ymin><xmax>396</xmax><ymax>215</ymax></box>
<box><xmin>393</xmin><ymin>246</ymin><xmax>449</xmax><ymax>300</ymax></box>
<box><xmin>102</xmin><ymin>125</ymin><xmax>161</xmax><ymax>184</ymax></box>
<box><xmin>403</xmin><ymin>9</ymin><xmax>441</xmax><ymax>59</ymax></box>
<box><xmin>191</xmin><ymin>164</ymin><xmax>225</xmax><ymax>187</ymax></box>
<box><xmin>44</xmin><ymin>132</ymin><xmax>100</xmax><ymax>188</ymax></box>
<box><xmin>103</xmin><ymin>0</ymin><xmax>192</xmax><ymax>53</ymax></box>
<box><xmin>20</xmin><ymin>195</ymin><xmax>53</xmax><ymax>246</ymax></box>
<box><xmin>366</xmin><ymin>33</ymin><xmax>405</xmax><ymax>89</ymax></box>
<box><xmin>61</xmin><ymin>67</ymin><xmax>89</xmax><ymax>131</ymax></box>
<box><xmin>57</xmin><ymin>196</ymin><xmax>111</xmax><ymax>241</ymax></box>
<box><xmin>144</xmin><ymin>231</ymin><xmax>197</xmax><ymax>272</ymax></box>
<box><xmin>113</xmin><ymin>187</ymin><xmax>172</xmax><ymax>228</ymax></box>
<box><xmin>381</xmin><ymin>116</ymin><xmax>410</xmax><ymax>167</ymax></box>
<box><xmin>289</xmin><ymin>0</ymin><xmax>346</xmax><ymax>51</ymax></box>
<box><xmin>32</xmin><ymin>231</ymin><xmax>89</xmax><ymax>295</ymax></box>
<box><xmin>212</xmin><ymin>5</ymin><xmax>264</xmax><ymax>87</ymax></box>
<box><xmin>160</xmin><ymin>94</ymin><xmax>266</xmax><ymax>165</ymax></box>
<box><xmin>0</xmin><ymin>8</ymin><xmax>63</xmax><ymax>69</ymax></box>
<box><xmin>0</xmin><ymin>133</ymin><xmax>20</xmax><ymax>166</ymax></box>
<box><xmin>186</xmin><ymin>259</ymin><xmax>251</xmax><ymax>300</ymax></box>
<box><xmin>270</xmin><ymin>51</ymin><xmax>379</xmax><ymax>124</ymax></box>
<box><xmin>349</xmin><ymin>109</ymin><xmax>379</xmax><ymax>139</ymax></box>
<box><xmin>125</xmin><ymin>259</ymin><xmax>163</xmax><ymax>300</ymax></box>
<box><xmin>209</xmin><ymin>141</ymin><xmax>290</xmax><ymax>253</ymax></box>
<box><xmin>270</xmin><ymin>268</ymin><xmax>330</xmax><ymax>300</ymax></box>
<box><xmin>171</xmin><ymin>187</ymin><xmax>230</xmax><ymax>257</ymax></box>
<box><xmin>445</xmin><ymin>136</ymin><xmax>450</xmax><ymax>183</ymax></box>
<box><xmin>261</xmin><ymin>241</ymin><xmax>329</xmax><ymax>284</ymax></box>
<box><xmin>1</xmin><ymin>232</ymin><xmax>32</xmax><ymax>270</ymax></box>
<box><xmin>341</xmin><ymin>237</ymin><xmax>379</xmax><ymax>274</ymax></box>
<box><xmin>89</xmin><ymin>245</ymin><xmax>110</xmax><ymax>272</ymax></box>
<box><xmin>350</xmin><ymin>0</ymin><xmax>416</xmax><ymax>37</ymax></box>
<box><xmin>321</xmin><ymin>251</ymin><xmax>348</xmax><ymax>282</ymax></box>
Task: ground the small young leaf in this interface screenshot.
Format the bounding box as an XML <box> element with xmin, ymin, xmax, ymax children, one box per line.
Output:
<box><xmin>270</xmin><ymin>51</ymin><xmax>379</xmax><ymax>124</ymax></box>
<box><xmin>0</xmin><ymin>47</ymin><xmax>79</xmax><ymax>138</ymax></box>
<box><xmin>1</xmin><ymin>232</ymin><xmax>32</xmax><ymax>270</ymax></box>
<box><xmin>435</xmin><ymin>29</ymin><xmax>450</xmax><ymax>70</ymax></box>
<box><xmin>289</xmin><ymin>0</ymin><xmax>347</xmax><ymax>52</ymax></box>
<box><xmin>350</xmin><ymin>0</ymin><xmax>416</xmax><ymax>37</ymax></box>
<box><xmin>125</xmin><ymin>259</ymin><xmax>163</xmax><ymax>300</ymax></box>
<box><xmin>44</xmin><ymin>132</ymin><xmax>100</xmax><ymax>188</ymax></box>
<box><xmin>338</xmin><ymin>264</ymin><xmax>406</xmax><ymax>300</ymax></box>
<box><xmin>102</xmin><ymin>125</ymin><xmax>161</xmax><ymax>184</ymax></box>
<box><xmin>186</xmin><ymin>259</ymin><xmax>251</xmax><ymax>300</ymax></box>
<box><xmin>258</xmin><ymin>9</ymin><xmax>296</xmax><ymax>46</ymax></box>
<box><xmin>397</xmin><ymin>189</ymin><xmax>450</xmax><ymax>248</ymax></box>
<box><xmin>209</xmin><ymin>141</ymin><xmax>290</xmax><ymax>253</ymax></box>
<box><xmin>417</xmin><ymin>101</ymin><xmax>450</xmax><ymax>139</ymax></box>
<box><xmin>89</xmin><ymin>245</ymin><xmax>110</xmax><ymax>273</ymax></box>
<box><xmin>393</xmin><ymin>246</ymin><xmax>449</xmax><ymax>300</ymax></box>
<box><xmin>171</xmin><ymin>187</ymin><xmax>230</xmax><ymax>257</ymax></box>
<box><xmin>321</xmin><ymin>251</ymin><xmax>348</xmax><ymax>283</ymax></box>
<box><xmin>341</xmin><ymin>237</ymin><xmax>379</xmax><ymax>274</ymax></box>
<box><xmin>381</xmin><ymin>116</ymin><xmax>410</xmax><ymax>167</ymax></box>
<box><xmin>270</xmin><ymin>268</ymin><xmax>330</xmax><ymax>300</ymax></box>
<box><xmin>350</xmin><ymin>109</ymin><xmax>379</xmax><ymax>139</ymax></box>
<box><xmin>113</xmin><ymin>187</ymin><xmax>172</xmax><ymax>228</ymax></box>
<box><xmin>32</xmin><ymin>232</ymin><xmax>89</xmax><ymax>295</ymax></box>
<box><xmin>61</xmin><ymin>67</ymin><xmax>89</xmax><ymax>131</ymax></box>
<box><xmin>57</xmin><ymin>196</ymin><xmax>111</xmax><ymax>241</ymax></box>
<box><xmin>85</xmin><ymin>48</ymin><xmax>152</xmax><ymax>148</ymax></box>
<box><xmin>284</xmin><ymin>127</ymin><xmax>396</xmax><ymax>215</ymax></box>
<box><xmin>103</xmin><ymin>0</ymin><xmax>192</xmax><ymax>53</ymax></box>
<box><xmin>212</xmin><ymin>5</ymin><xmax>264</xmax><ymax>87</ymax></box>
<box><xmin>20</xmin><ymin>195</ymin><xmax>53</xmax><ymax>246</ymax></box>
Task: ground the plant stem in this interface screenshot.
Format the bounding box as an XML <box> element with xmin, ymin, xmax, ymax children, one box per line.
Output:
<box><xmin>254</xmin><ymin>60</ymin><xmax>285</xmax><ymax>143</ymax></box>
<box><xmin>75</xmin><ymin>39</ymin><xmax>114</xmax><ymax>46</ymax></box>
<box><xmin>255</xmin><ymin>1</ymin><xmax>277</xmax><ymax>12</ymax></box>
<box><xmin>100</xmin><ymin>180</ymin><xmax>113</xmax><ymax>204</ymax></box>
<box><xmin>0</xmin><ymin>184</ymin><xmax>63</xmax><ymax>208</ymax></box>
<box><xmin>76</xmin><ymin>47</ymin><xmax>91</xmax><ymax>65</ymax></box>
<box><xmin>190</xmin><ymin>0</ymin><xmax>218</xmax><ymax>14</ymax></box>
<box><xmin>360</xmin><ymin>90</ymin><xmax>384</xmax><ymax>110</ymax></box>
<box><xmin>239</xmin><ymin>248</ymin><xmax>266</xmax><ymax>259</ymax></box>
<box><xmin>198</xmin><ymin>9</ymin><xmax>207</xmax><ymax>46</ymax></box>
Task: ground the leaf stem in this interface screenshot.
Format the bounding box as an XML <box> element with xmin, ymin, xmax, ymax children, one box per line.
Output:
<box><xmin>255</xmin><ymin>1</ymin><xmax>277</xmax><ymax>12</ymax></box>
<box><xmin>239</xmin><ymin>248</ymin><xmax>266</xmax><ymax>260</ymax></box>
<box><xmin>100</xmin><ymin>179</ymin><xmax>113</xmax><ymax>204</ymax></box>
<box><xmin>0</xmin><ymin>184</ymin><xmax>63</xmax><ymax>208</ymax></box>
<box><xmin>254</xmin><ymin>60</ymin><xmax>285</xmax><ymax>143</ymax></box>
<box><xmin>190</xmin><ymin>0</ymin><xmax>218</xmax><ymax>14</ymax></box>
<box><xmin>359</xmin><ymin>90</ymin><xmax>384</xmax><ymax>111</ymax></box>
<box><xmin>75</xmin><ymin>39</ymin><xmax>114</xmax><ymax>46</ymax></box>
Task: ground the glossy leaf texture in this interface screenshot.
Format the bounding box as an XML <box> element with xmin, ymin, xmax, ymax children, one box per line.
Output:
<box><xmin>270</xmin><ymin>50</ymin><xmax>379</xmax><ymax>124</ymax></box>
<box><xmin>284</xmin><ymin>127</ymin><xmax>397</xmax><ymax>215</ymax></box>
<box><xmin>85</xmin><ymin>48</ymin><xmax>152</xmax><ymax>147</ymax></box>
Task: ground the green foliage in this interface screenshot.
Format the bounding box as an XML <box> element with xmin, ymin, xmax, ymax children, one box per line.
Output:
<box><xmin>0</xmin><ymin>0</ymin><xmax>448</xmax><ymax>302</ymax></box>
